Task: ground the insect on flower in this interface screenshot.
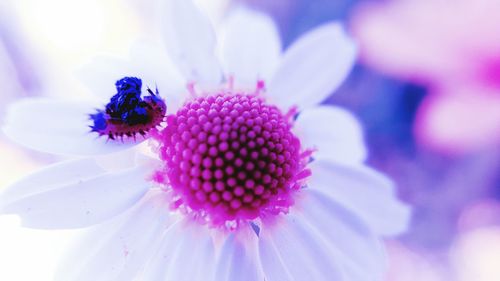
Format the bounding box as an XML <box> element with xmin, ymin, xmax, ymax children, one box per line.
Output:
<box><xmin>89</xmin><ymin>77</ymin><xmax>167</xmax><ymax>141</ymax></box>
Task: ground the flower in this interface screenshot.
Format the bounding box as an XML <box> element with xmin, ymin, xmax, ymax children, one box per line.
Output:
<box><xmin>351</xmin><ymin>0</ymin><xmax>500</xmax><ymax>153</ymax></box>
<box><xmin>1</xmin><ymin>1</ymin><xmax>410</xmax><ymax>280</ymax></box>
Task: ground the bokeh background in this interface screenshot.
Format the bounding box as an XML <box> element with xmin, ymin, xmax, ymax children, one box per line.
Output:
<box><xmin>0</xmin><ymin>0</ymin><xmax>499</xmax><ymax>280</ymax></box>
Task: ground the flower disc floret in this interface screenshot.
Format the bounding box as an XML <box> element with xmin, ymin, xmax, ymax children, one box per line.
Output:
<box><xmin>154</xmin><ymin>93</ymin><xmax>310</xmax><ymax>226</ymax></box>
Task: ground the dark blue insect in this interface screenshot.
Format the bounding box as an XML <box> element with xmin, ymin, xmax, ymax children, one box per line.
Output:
<box><xmin>90</xmin><ymin>76</ymin><xmax>167</xmax><ymax>140</ymax></box>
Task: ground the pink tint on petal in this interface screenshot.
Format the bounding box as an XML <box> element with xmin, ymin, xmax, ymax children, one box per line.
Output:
<box><xmin>415</xmin><ymin>85</ymin><xmax>500</xmax><ymax>153</ymax></box>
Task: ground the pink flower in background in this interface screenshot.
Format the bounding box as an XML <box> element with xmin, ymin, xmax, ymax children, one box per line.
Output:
<box><xmin>351</xmin><ymin>0</ymin><xmax>500</xmax><ymax>153</ymax></box>
<box><xmin>415</xmin><ymin>85</ymin><xmax>500</xmax><ymax>154</ymax></box>
<box><xmin>1</xmin><ymin>0</ymin><xmax>410</xmax><ymax>280</ymax></box>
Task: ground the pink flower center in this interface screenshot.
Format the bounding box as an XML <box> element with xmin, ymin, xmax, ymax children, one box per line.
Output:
<box><xmin>153</xmin><ymin>92</ymin><xmax>311</xmax><ymax>227</ymax></box>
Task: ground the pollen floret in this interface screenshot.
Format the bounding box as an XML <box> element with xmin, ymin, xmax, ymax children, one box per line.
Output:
<box><xmin>90</xmin><ymin>77</ymin><xmax>166</xmax><ymax>140</ymax></box>
<box><xmin>154</xmin><ymin>93</ymin><xmax>311</xmax><ymax>227</ymax></box>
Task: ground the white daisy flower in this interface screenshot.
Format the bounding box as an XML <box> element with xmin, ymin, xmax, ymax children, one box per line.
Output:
<box><xmin>0</xmin><ymin>1</ymin><xmax>410</xmax><ymax>280</ymax></box>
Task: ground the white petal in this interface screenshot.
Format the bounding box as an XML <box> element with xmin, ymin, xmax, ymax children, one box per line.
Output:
<box><xmin>128</xmin><ymin>41</ymin><xmax>187</xmax><ymax>112</ymax></box>
<box><xmin>0</xmin><ymin>158</ymin><xmax>105</xmax><ymax>207</ymax></box>
<box><xmin>300</xmin><ymin>189</ymin><xmax>386</xmax><ymax>279</ymax></box>
<box><xmin>162</xmin><ymin>0</ymin><xmax>222</xmax><ymax>85</ymax></box>
<box><xmin>76</xmin><ymin>56</ymin><xmax>135</xmax><ymax>101</ymax></box>
<box><xmin>267</xmin><ymin>22</ymin><xmax>357</xmax><ymax>110</ymax></box>
<box><xmin>295</xmin><ymin>105</ymin><xmax>367</xmax><ymax>164</ymax></box>
<box><xmin>1</xmin><ymin>163</ymin><xmax>152</xmax><ymax>229</ymax></box>
<box><xmin>259</xmin><ymin>216</ymin><xmax>346</xmax><ymax>281</ymax></box>
<box><xmin>215</xmin><ymin>227</ymin><xmax>263</xmax><ymax>281</ymax></box>
<box><xmin>309</xmin><ymin>159</ymin><xmax>411</xmax><ymax>236</ymax></box>
<box><xmin>219</xmin><ymin>7</ymin><xmax>281</xmax><ymax>87</ymax></box>
<box><xmin>140</xmin><ymin>220</ymin><xmax>216</xmax><ymax>281</ymax></box>
<box><xmin>2</xmin><ymin>98</ymin><xmax>140</xmax><ymax>156</ymax></box>
<box><xmin>55</xmin><ymin>190</ymin><xmax>174</xmax><ymax>281</ymax></box>
<box><xmin>163</xmin><ymin>225</ymin><xmax>216</xmax><ymax>281</ymax></box>
<box><xmin>77</xmin><ymin>49</ymin><xmax>186</xmax><ymax>112</ymax></box>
